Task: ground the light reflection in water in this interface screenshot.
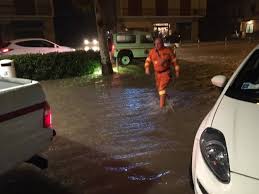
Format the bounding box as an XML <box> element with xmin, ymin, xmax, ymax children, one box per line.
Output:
<box><xmin>128</xmin><ymin>170</ymin><xmax>171</xmax><ymax>181</ymax></box>
<box><xmin>94</xmin><ymin>86</ymin><xmax>192</xmax><ymax>183</ymax></box>
<box><xmin>104</xmin><ymin>162</ymin><xmax>151</xmax><ymax>173</ymax></box>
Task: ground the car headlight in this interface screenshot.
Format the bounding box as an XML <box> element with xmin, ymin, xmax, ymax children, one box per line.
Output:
<box><xmin>84</xmin><ymin>46</ymin><xmax>90</xmax><ymax>51</ymax></box>
<box><xmin>92</xmin><ymin>39</ymin><xmax>98</xmax><ymax>45</ymax></box>
<box><xmin>92</xmin><ymin>46</ymin><xmax>100</xmax><ymax>51</ymax></box>
<box><xmin>84</xmin><ymin>39</ymin><xmax>89</xmax><ymax>45</ymax></box>
<box><xmin>200</xmin><ymin>127</ymin><xmax>230</xmax><ymax>183</ymax></box>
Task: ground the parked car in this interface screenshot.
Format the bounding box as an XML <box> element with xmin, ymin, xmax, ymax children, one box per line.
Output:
<box><xmin>191</xmin><ymin>45</ymin><xmax>259</xmax><ymax>193</ymax></box>
<box><xmin>163</xmin><ymin>34</ymin><xmax>181</xmax><ymax>48</ymax></box>
<box><xmin>83</xmin><ymin>38</ymin><xmax>100</xmax><ymax>52</ymax></box>
<box><xmin>111</xmin><ymin>31</ymin><xmax>154</xmax><ymax>65</ymax></box>
<box><xmin>0</xmin><ymin>76</ymin><xmax>56</xmax><ymax>174</ymax></box>
<box><xmin>227</xmin><ymin>31</ymin><xmax>241</xmax><ymax>40</ymax></box>
<box><xmin>0</xmin><ymin>38</ymin><xmax>75</xmax><ymax>56</ymax></box>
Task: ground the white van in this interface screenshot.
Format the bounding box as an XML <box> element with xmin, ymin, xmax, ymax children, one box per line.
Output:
<box><xmin>111</xmin><ymin>31</ymin><xmax>154</xmax><ymax>65</ymax></box>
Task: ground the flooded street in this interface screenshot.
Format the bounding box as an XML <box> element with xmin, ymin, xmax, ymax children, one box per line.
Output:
<box><xmin>0</xmin><ymin>41</ymin><xmax>258</xmax><ymax>194</ymax></box>
<box><xmin>43</xmin><ymin>74</ymin><xmax>204</xmax><ymax>194</ymax></box>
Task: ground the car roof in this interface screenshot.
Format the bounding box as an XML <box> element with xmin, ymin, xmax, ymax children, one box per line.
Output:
<box><xmin>9</xmin><ymin>38</ymin><xmax>52</xmax><ymax>43</ymax></box>
<box><xmin>116</xmin><ymin>31</ymin><xmax>151</xmax><ymax>35</ymax></box>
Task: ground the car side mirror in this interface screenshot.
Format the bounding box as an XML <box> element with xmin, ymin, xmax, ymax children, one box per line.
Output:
<box><xmin>211</xmin><ymin>75</ymin><xmax>227</xmax><ymax>88</ymax></box>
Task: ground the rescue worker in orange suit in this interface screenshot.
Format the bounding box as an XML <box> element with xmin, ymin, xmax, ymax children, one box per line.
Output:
<box><xmin>144</xmin><ymin>37</ymin><xmax>180</xmax><ymax>108</ymax></box>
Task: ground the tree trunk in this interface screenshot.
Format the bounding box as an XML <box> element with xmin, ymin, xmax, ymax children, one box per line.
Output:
<box><xmin>94</xmin><ymin>0</ymin><xmax>113</xmax><ymax>75</ymax></box>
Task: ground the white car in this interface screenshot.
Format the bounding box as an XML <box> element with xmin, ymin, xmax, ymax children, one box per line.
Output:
<box><xmin>0</xmin><ymin>76</ymin><xmax>56</xmax><ymax>174</ymax></box>
<box><xmin>192</xmin><ymin>45</ymin><xmax>259</xmax><ymax>193</ymax></box>
<box><xmin>0</xmin><ymin>38</ymin><xmax>75</xmax><ymax>56</ymax></box>
<box><xmin>112</xmin><ymin>31</ymin><xmax>153</xmax><ymax>65</ymax></box>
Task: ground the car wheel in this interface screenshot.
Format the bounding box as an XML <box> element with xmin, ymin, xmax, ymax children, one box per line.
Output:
<box><xmin>118</xmin><ymin>53</ymin><xmax>132</xmax><ymax>66</ymax></box>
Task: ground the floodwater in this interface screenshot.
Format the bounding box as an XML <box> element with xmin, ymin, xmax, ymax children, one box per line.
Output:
<box><xmin>40</xmin><ymin>73</ymin><xmax>210</xmax><ymax>194</ymax></box>
<box><xmin>0</xmin><ymin>41</ymin><xmax>256</xmax><ymax>194</ymax></box>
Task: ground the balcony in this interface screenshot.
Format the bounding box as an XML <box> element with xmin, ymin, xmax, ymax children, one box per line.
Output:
<box><xmin>170</xmin><ymin>9</ymin><xmax>206</xmax><ymax>16</ymax></box>
<box><xmin>120</xmin><ymin>8</ymin><xmax>206</xmax><ymax>17</ymax></box>
<box><xmin>0</xmin><ymin>2</ymin><xmax>15</xmax><ymax>15</ymax></box>
<box><xmin>0</xmin><ymin>0</ymin><xmax>53</xmax><ymax>18</ymax></box>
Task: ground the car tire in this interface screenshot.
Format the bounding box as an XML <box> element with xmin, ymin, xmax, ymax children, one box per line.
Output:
<box><xmin>118</xmin><ymin>52</ymin><xmax>132</xmax><ymax>66</ymax></box>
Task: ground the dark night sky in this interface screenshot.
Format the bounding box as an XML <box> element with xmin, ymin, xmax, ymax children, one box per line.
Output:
<box><xmin>54</xmin><ymin>0</ymin><xmax>97</xmax><ymax>48</ymax></box>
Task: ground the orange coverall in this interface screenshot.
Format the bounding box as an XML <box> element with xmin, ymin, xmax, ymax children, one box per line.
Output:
<box><xmin>144</xmin><ymin>47</ymin><xmax>179</xmax><ymax>99</ymax></box>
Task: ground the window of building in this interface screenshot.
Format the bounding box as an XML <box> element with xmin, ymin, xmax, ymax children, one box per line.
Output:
<box><xmin>176</xmin><ymin>22</ymin><xmax>192</xmax><ymax>40</ymax></box>
<box><xmin>15</xmin><ymin>0</ymin><xmax>35</xmax><ymax>15</ymax></box>
<box><xmin>116</xmin><ymin>34</ymin><xmax>136</xmax><ymax>43</ymax></box>
<box><xmin>36</xmin><ymin>0</ymin><xmax>52</xmax><ymax>15</ymax></box>
<box><xmin>237</xmin><ymin>8</ymin><xmax>242</xmax><ymax>17</ymax></box>
<box><xmin>155</xmin><ymin>0</ymin><xmax>168</xmax><ymax>16</ymax></box>
<box><xmin>180</xmin><ymin>0</ymin><xmax>191</xmax><ymax>16</ymax></box>
<box><xmin>12</xmin><ymin>21</ymin><xmax>44</xmax><ymax>39</ymax></box>
<box><xmin>153</xmin><ymin>23</ymin><xmax>170</xmax><ymax>37</ymax></box>
<box><xmin>128</xmin><ymin>0</ymin><xmax>142</xmax><ymax>16</ymax></box>
<box><xmin>246</xmin><ymin>21</ymin><xmax>254</xmax><ymax>34</ymax></box>
<box><xmin>251</xmin><ymin>3</ymin><xmax>256</xmax><ymax>16</ymax></box>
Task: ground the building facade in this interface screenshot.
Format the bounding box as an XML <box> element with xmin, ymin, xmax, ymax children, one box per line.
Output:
<box><xmin>0</xmin><ymin>0</ymin><xmax>55</xmax><ymax>44</ymax></box>
<box><xmin>239</xmin><ymin>0</ymin><xmax>259</xmax><ymax>38</ymax></box>
<box><xmin>115</xmin><ymin>0</ymin><xmax>207</xmax><ymax>41</ymax></box>
<box><xmin>200</xmin><ymin>0</ymin><xmax>259</xmax><ymax>41</ymax></box>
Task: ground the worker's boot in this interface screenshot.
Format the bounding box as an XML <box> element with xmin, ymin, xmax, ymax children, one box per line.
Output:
<box><xmin>160</xmin><ymin>94</ymin><xmax>166</xmax><ymax>108</ymax></box>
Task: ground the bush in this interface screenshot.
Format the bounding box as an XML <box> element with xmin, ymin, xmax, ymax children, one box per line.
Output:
<box><xmin>0</xmin><ymin>50</ymin><xmax>100</xmax><ymax>80</ymax></box>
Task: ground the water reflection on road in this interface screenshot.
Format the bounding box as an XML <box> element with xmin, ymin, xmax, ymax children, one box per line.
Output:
<box><xmin>41</xmin><ymin>74</ymin><xmax>204</xmax><ymax>194</ymax></box>
<box><xmin>0</xmin><ymin>74</ymin><xmax>208</xmax><ymax>194</ymax></box>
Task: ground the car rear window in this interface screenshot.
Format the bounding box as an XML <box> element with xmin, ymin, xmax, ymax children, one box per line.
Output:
<box><xmin>16</xmin><ymin>40</ymin><xmax>55</xmax><ymax>48</ymax></box>
<box><xmin>226</xmin><ymin>49</ymin><xmax>259</xmax><ymax>103</ymax></box>
<box><xmin>116</xmin><ymin>35</ymin><xmax>136</xmax><ymax>43</ymax></box>
<box><xmin>16</xmin><ymin>41</ymin><xmax>37</xmax><ymax>47</ymax></box>
<box><xmin>0</xmin><ymin>42</ymin><xmax>11</xmax><ymax>48</ymax></box>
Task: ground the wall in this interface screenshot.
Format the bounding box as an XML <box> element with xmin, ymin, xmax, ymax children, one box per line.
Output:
<box><xmin>0</xmin><ymin>0</ymin><xmax>55</xmax><ymax>41</ymax></box>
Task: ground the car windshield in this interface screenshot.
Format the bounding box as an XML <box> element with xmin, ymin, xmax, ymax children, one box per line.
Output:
<box><xmin>226</xmin><ymin>49</ymin><xmax>259</xmax><ymax>103</ymax></box>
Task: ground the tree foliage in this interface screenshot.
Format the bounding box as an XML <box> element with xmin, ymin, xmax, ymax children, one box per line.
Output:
<box><xmin>72</xmin><ymin>0</ymin><xmax>114</xmax><ymax>75</ymax></box>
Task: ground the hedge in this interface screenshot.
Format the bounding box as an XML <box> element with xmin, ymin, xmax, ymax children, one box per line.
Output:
<box><xmin>0</xmin><ymin>50</ymin><xmax>100</xmax><ymax>80</ymax></box>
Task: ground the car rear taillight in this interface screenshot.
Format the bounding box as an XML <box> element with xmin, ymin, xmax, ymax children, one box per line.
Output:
<box><xmin>111</xmin><ymin>44</ymin><xmax>115</xmax><ymax>55</ymax></box>
<box><xmin>43</xmin><ymin>102</ymin><xmax>52</xmax><ymax>128</ymax></box>
<box><xmin>0</xmin><ymin>48</ymin><xmax>13</xmax><ymax>54</ymax></box>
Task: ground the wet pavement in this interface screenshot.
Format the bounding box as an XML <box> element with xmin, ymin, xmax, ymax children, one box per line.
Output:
<box><xmin>42</xmin><ymin>74</ymin><xmax>206</xmax><ymax>194</ymax></box>
<box><xmin>0</xmin><ymin>41</ymin><xmax>257</xmax><ymax>194</ymax></box>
